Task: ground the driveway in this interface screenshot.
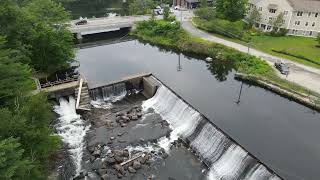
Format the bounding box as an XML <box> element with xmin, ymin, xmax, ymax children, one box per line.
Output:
<box><xmin>180</xmin><ymin>19</ymin><xmax>320</xmax><ymax>94</ymax></box>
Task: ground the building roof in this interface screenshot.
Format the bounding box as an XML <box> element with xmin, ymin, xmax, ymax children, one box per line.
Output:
<box><xmin>287</xmin><ymin>0</ymin><xmax>320</xmax><ymax>12</ymax></box>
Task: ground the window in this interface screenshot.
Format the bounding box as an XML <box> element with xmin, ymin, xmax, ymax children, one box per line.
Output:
<box><xmin>306</xmin><ymin>22</ymin><xmax>309</xmax><ymax>26</ymax></box>
<box><xmin>297</xmin><ymin>11</ymin><xmax>303</xmax><ymax>16</ymax></box>
<box><xmin>295</xmin><ymin>21</ymin><xmax>300</xmax><ymax>25</ymax></box>
<box><xmin>267</xmin><ymin>26</ymin><xmax>272</xmax><ymax>30</ymax></box>
<box><xmin>269</xmin><ymin>9</ymin><xmax>276</xmax><ymax>13</ymax></box>
<box><xmin>309</xmin><ymin>31</ymin><xmax>313</xmax><ymax>36</ymax></box>
<box><xmin>284</xmin><ymin>11</ymin><xmax>288</xmax><ymax>15</ymax></box>
<box><xmin>312</xmin><ymin>22</ymin><xmax>316</xmax><ymax>26</ymax></box>
<box><xmin>258</xmin><ymin>7</ymin><xmax>262</xmax><ymax>11</ymax></box>
<box><xmin>316</xmin><ymin>13</ymin><xmax>319</xmax><ymax>17</ymax></box>
<box><xmin>308</xmin><ymin>12</ymin><xmax>312</xmax><ymax>17</ymax></box>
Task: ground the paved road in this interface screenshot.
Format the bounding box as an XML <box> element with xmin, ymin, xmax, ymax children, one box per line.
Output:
<box><xmin>178</xmin><ymin>17</ymin><xmax>320</xmax><ymax>94</ymax></box>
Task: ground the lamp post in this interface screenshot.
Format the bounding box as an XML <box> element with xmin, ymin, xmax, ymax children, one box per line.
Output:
<box><xmin>177</xmin><ymin>53</ymin><xmax>182</xmax><ymax>71</ymax></box>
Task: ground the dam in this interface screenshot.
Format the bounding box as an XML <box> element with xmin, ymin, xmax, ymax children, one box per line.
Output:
<box><xmin>52</xmin><ymin>72</ymin><xmax>282</xmax><ymax>180</ymax></box>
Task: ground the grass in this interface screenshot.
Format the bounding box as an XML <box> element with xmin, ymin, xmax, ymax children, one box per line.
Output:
<box><xmin>192</xmin><ymin>18</ymin><xmax>320</xmax><ymax>69</ymax></box>
<box><xmin>131</xmin><ymin>19</ymin><xmax>320</xmax><ymax>100</ymax></box>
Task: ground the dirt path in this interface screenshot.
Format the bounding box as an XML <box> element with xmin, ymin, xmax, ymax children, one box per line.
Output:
<box><xmin>181</xmin><ymin>20</ymin><xmax>320</xmax><ymax>94</ymax></box>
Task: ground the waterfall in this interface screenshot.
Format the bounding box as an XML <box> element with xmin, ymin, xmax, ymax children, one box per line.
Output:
<box><xmin>142</xmin><ymin>85</ymin><xmax>202</xmax><ymax>151</ymax></box>
<box><xmin>142</xmin><ymin>82</ymin><xmax>281</xmax><ymax>180</ymax></box>
<box><xmin>190</xmin><ymin>123</ymin><xmax>230</xmax><ymax>166</ymax></box>
<box><xmin>54</xmin><ymin>96</ymin><xmax>90</xmax><ymax>175</ymax></box>
<box><xmin>90</xmin><ymin>83</ymin><xmax>127</xmax><ymax>102</ymax></box>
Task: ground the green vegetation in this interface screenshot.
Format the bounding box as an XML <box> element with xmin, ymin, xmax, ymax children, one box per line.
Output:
<box><xmin>215</xmin><ymin>0</ymin><xmax>248</xmax><ymax>21</ymax></box>
<box><xmin>132</xmin><ymin>19</ymin><xmax>320</xmax><ymax>98</ymax></box>
<box><xmin>0</xmin><ymin>0</ymin><xmax>73</xmax><ymax>178</ymax></box>
<box><xmin>193</xmin><ymin>8</ymin><xmax>320</xmax><ymax>68</ymax></box>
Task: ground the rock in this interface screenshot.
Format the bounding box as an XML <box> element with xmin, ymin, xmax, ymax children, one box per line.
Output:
<box><xmin>117</xmin><ymin>173</ymin><xmax>123</xmax><ymax>178</ymax></box>
<box><xmin>132</xmin><ymin>160</ymin><xmax>141</xmax><ymax>170</ymax></box>
<box><xmin>137</xmin><ymin>113</ymin><xmax>142</xmax><ymax>118</ymax></box>
<box><xmin>93</xmin><ymin>149</ymin><xmax>101</xmax><ymax>158</ymax></box>
<box><xmin>128</xmin><ymin>166</ymin><xmax>136</xmax><ymax>173</ymax></box>
<box><xmin>123</xmin><ymin>149</ymin><xmax>129</xmax><ymax>158</ymax></box>
<box><xmin>114</xmin><ymin>150</ymin><xmax>124</xmax><ymax>156</ymax></box>
<box><xmin>114</xmin><ymin>164</ymin><xmax>125</xmax><ymax>174</ymax></box>
<box><xmin>131</xmin><ymin>115</ymin><xmax>138</xmax><ymax>121</ymax></box>
<box><xmin>120</xmin><ymin>123</ymin><xmax>127</xmax><ymax>127</ymax></box>
<box><xmin>73</xmin><ymin>172</ymin><xmax>85</xmax><ymax>180</ymax></box>
<box><xmin>121</xmin><ymin>116</ymin><xmax>129</xmax><ymax>121</ymax></box>
<box><xmin>98</xmin><ymin>168</ymin><xmax>108</xmax><ymax>176</ymax></box>
<box><xmin>92</xmin><ymin>158</ymin><xmax>102</xmax><ymax>170</ymax></box>
<box><xmin>107</xmin><ymin>141</ymin><xmax>113</xmax><ymax>145</ymax></box>
<box><xmin>90</xmin><ymin>155</ymin><xmax>96</xmax><ymax>162</ymax></box>
<box><xmin>88</xmin><ymin>146</ymin><xmax>95</xmax><ymax>153</ymax></box>
<box><xmin>105</xmin><ymin>157</ymin><xmax>116</xmax><ymax>165</ymax></box>
<box><xmin>101</xmin><ymin>174</ymin><xmax>109</xmax><ymax>180</ymax></box>
<box><xmin>105</xmin><ymin>120</ymin><xmax>113</xmax><ymax>128</ymax></box>
<box><xmin>110</xmin><ymin>137</ymin><xmax>115</xmax><ymax>140</ymax></box>
<box><xmin>116</xmin><ymin>112</ymin><xmax>124</xmax><ymax>117</ymax></box>
<box><xmin>117</xmin><ymin>139</ymin><xmax>127</xmax><ymax>143</ymax></box>
<box><xmin>117</xmin><ymin>132</ymin><xmax>124</xmax><ymax>136</ymax></box>
<box><xmin>161</xmin><ymin>153</ymin><xmax>169</xmax><ymax>159</ymax></box>
<box><xmin>115</xmin><ymin>156</ymin><xmax>124</xmax><ymax>163</ymax></box>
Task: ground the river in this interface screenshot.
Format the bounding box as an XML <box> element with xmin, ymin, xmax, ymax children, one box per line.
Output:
<box><xmin>75</xmin><ymin>38</ymin><xmax>320</xmax><ymax>180</ymax></box>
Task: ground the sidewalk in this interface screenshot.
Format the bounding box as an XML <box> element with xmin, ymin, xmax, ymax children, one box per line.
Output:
<box><xmin>181</xmin><ymin>21</ymin><xmax>320</xmax><ymax>94</ymax></box>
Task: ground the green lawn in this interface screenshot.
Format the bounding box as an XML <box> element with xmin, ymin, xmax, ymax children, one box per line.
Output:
<box><xmin>192</xmin><ymin>19</ymin><xmax>320</xmax><ymax>69</ymax></box>
<box><xmin>249</xmin><ymin>35</ymin><xmax>320</xmax><ymax>68</ymax></box>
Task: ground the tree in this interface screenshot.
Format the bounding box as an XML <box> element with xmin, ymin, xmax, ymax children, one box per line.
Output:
<box><xmin>0</xmin><ymin>36</ymin><xmax>33</xmax><ymax>107</ymax></box>
<box><xmin>163</xmin><ymin>6</ymin><xmax>170</xmax><ymax>20</ymax></box>
<box><xmin>200</xmin><ymin>0</ymin><xmax>208</xmax><ymax>8</ymax></box>
<box><xmin>0</xmin><ymin>137</ymin><xmax>33</xmax><ymax>180</ymax></box>
<box><xmin>270</xmin><ymin>12</ymin><xmax>285</xmax><ymax>32</ymax></box>
<box><xmin>24</xmin><ymin>0</ymin><xmax>70</xmax><ymax>24</ymax></box>
<box><xmin>246</xmin><ymin>6</ymin><xmax>261</xmax><ymax>29</ymax></box>
<box><xmin>215</xmin><ymin>0</ymin><xmax>248</xmax><ymax>22</ymax></box>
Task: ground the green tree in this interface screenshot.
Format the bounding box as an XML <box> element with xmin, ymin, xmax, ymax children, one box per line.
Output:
<box><xmin>215</xmin><ymin>0</ymin><xmax>248</xmax><ymax>21</ymax></box>
<box><xmin>200</xmin><ymin>0</ymin><xmax>208</xmax><ymax>8</ymax></box>
<box><xmin>0</xmin><ymin>37</ymin><xmax>33</xmax><ymax>107</ymax></box>
<box><xmin>24</xmin><ymin>0</ymin><xmax>70</xmax><ymax>24</ymax></box>
<box><xmin>163</xmin><ymin>6</ymin><xmax>170</xmax><ymax>20</ymax></box>
<box><xmin>0</xmin><ymin>137</ymin><xmax>33</xmax><ymax>180</ymax></box>
<box><xmin>245</xmin><ymin>6</ymin><xmax>261</xmax><ymax>29</ymax></box>
<box><xmin>270</xmin><ymin>12</ymin><xmax>285</xmax><ymax>32</ymax></box>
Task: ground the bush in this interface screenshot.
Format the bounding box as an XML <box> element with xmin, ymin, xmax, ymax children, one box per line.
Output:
<box><xmin>194</xmin><ymin>18</ymin><xmax>244</xmax><ymax>39</ymax></box>
<box><xmin>194</xmin><ymin>8</ymin><xmax>215</xmax><ymax>20</ymax></box>
<box><xmin>268</xmin><ymin>28</ymin><xmax>288</xmax><ymax>37</ymax></box>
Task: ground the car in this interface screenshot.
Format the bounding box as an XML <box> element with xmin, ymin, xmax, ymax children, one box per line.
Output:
<box><xmin>274</xmin><ymin>61</ymin><xmax>289</xmax><ymax>75</ymax></box>
<box><xmin>174</xmin><ymin>6</ymin><xmax>180</xmax><ymax>10</ymax></box>
<box><xmin>75</xmin><ymin>19</ymin><xmax>87</xmax><ymax>25</ymax></box>
<box><xmin>154</xmin><ymin>8</ymin><xmax>163</xmax><ymax>15</ymax></box>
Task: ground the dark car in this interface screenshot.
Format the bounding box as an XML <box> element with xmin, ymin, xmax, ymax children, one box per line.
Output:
<box><xmin>274</xmin><ymin>61</ymin><xmax>289</xmax><ymax>75</ymax></box>
<box><xmin>75</xmin><ymin>19</ymin><xmax>87</xmax><ymax>25</ymax></box>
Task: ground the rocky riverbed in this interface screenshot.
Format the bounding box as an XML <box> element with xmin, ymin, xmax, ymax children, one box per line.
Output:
<box><xmin>73</xmin><ymin>93</ymin><xmax>206</xmax><ymax>180</ymax></box>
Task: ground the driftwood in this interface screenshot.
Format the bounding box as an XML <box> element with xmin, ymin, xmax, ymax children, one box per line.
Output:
<box><xmin>120</xmin><ymin>153</ymin><xmax>144</xmax><ymax>166</ymax></box>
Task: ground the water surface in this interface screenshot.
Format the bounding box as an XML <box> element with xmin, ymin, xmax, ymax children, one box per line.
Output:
<box><xmin>76</xmin><ymin>40</ymin><xmax>320</xmax><ymax>180</ymax></box>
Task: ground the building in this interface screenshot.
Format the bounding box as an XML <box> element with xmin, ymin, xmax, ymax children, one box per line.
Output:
<box><xmin>248</xmin><ymin>0</ymin><xmax>320</xmax><ymax>37</ymax></box>
<box><xmin>173</xmin><ymin>0</ymin><xmax>213</xmax><ymax>9</ymax></box>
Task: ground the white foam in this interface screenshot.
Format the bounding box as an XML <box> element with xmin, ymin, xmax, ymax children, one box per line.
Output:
<box><xmin>207</xmin><ymin>144</ymin><xmax>252</xmax><ymax>180</ymax></box>
<box><xmin>54</xmin><ymin>96</ymin><xmax>90</xmax><ymax>175</ymax></box>
<box><xmin>244</xmin><ymin>164</ymin><xmax>273</xmax><ymax>180</ymax></box>
<box><xmin>142</xmin><ymin>85</ymin><xmax>202</xmax><ymax>151</ymax></box>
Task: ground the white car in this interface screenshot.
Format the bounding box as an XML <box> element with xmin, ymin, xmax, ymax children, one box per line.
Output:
<box><xmin>174</xmin><ymin>6</ymin><xmax>180</xmax><ymax>10</ymax></box>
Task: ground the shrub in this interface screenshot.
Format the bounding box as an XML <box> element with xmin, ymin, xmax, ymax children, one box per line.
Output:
<box><xmin>194</xmin><ymin>8</ymin><xmax>216</xmax><ymax>20</ymax></box>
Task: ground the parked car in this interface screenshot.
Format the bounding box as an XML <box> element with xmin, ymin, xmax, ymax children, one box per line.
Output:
<box><xmin>274</xmin><ymin>61</ymin><xmax>289</xmax><ymax>75</ymax></box>
<box><xmin>154</xmin><ymin>7</ymin><xmax>163</xmax><ymax>15</ymax></box>
<box><xmin>174</xmin><ymin>6</ymin><xmax>180</xmax><ymax>10</ymax></box>
<box><xmin>75</xmin><ymin>19</ymin><xmax>87</xmax><ymax>25</ymax></box>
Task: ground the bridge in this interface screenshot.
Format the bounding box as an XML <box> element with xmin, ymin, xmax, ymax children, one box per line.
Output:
<box><xmin>68</xmin><ymin>16</ymin><xmax>152</xmax><ymax>39</ymax></box>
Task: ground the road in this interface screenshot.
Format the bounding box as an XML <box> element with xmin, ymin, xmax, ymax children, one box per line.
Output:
<box><xmin>175</xmin><ymin>10</ymin><xmax>320</xmax><ymax>94</ymax></box>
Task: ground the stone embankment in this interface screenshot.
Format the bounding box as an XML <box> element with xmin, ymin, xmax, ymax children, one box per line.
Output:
<box><xmin>235</xmin><ymin>73</ymin><xmax>320</xmax><ymax>111</ymax></box>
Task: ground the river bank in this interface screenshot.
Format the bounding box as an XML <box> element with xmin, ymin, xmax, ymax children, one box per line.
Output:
<box><xmin>131</xmin><ymin>19</ymin><xmax>320</xmax><ymax>111</ymax></box>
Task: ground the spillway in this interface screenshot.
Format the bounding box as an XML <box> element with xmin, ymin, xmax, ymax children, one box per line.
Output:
<box><xmin>142</xmin><ymin>82</ymin><xmax>281</xmax><ymax>180</ymax></box>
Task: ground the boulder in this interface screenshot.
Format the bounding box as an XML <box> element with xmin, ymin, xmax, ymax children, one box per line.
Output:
<box><xmin>92</xmin><ymin>158</ymin><xmax>102</xmax><ymax>170</ymax></box>
<box><xmin>131</xmin><ymin>115</ymin><xmax>138</xmax><ymax>121</ymax></box>
<box><xmin>105</xmin><ymin>157</ymin><xmax>116</xmax><ymax>165</ymax></box>
<box><xmin>110</xmin><ymin>137</ymin><xmax>115</xmax><ymax>141</ymax></box>
<box><xmin>117</xmin><ymin>173</ymin><xmax>123</xmax><ymax>179</ymax></box>
<box><xmin>101</xmin><ymin>174</ymin><xmax>109</xmax><ymax>180</ymax></box>
<box><xmin>132</xmin><ymin>160</ymin><xmax>141</xmax><ymax>170</ymax></box>
<box><xmin>93</xmin><ymin>149</ymin><xmax>101</xmax><ymax>158</ymax></box>
<box><xmin>115</xmin><ymin>156</ymin><xmax>124</xmax><ymax>163</ymax></box>
<box><xmin>73</xmin><ymin>172</ymin><xmax>85</xmax><ymax>180</ymax></box>
<box><xmin>128</xmin><ymin>166</ymin><xmax>136</xmax><ymax>173</ymax></box>
<box><xmin>114</xmin><ymin>150</ymin><xmax>124</xmax><ymax>157</ymax></box>
<box><xmin>97</xmin><ymin>168</ymin><xmax>108</xmax><ymax>176</ymax></box>
<box><xmin>123</xmin><ymin>150</ymin><xmax>129</xmax><ymax>158</ymax></box>
<box><xmin>114</xmin><ymin>164</ymin><xmax>125</xmax><ymax>174</ymax></box>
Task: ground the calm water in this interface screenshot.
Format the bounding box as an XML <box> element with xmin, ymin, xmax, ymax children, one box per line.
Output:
<box><xmin>62</xmin><ymin>0</ymin><xmax>124</xmax><ymax>19</ymax></box>
<box><xmin>76</xmin><ymin>40</ymin><xmax>320</xmax><ymax>180</ymax></box>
